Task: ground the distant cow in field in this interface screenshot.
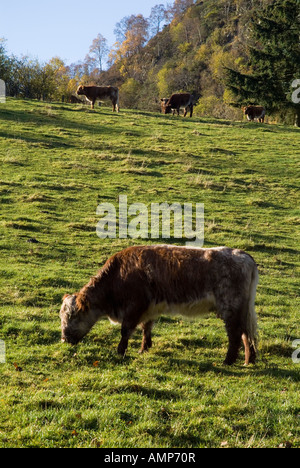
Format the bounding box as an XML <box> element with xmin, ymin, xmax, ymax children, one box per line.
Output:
<box><xmin>76</xmin><ymin>85</ymin><xmax>120</xmax><ymax>112</ymax></box>
<box><xmin>69</xmin><ymin>95</ymin><xmax>84</xmax><ymax>104</ymax></box>
<box><xmin>160</xmin><ymin>98</ymin><xmax>176</xmax><ymax>115</ymax></box>
<box><xmin>161</xmin><ymin>93</ymin><xmax>194</xmax><ymax>117</ymax></box>
<box><xmin>60</xmin><ymin>245</ymin><xmax>259</xmax><ymax>366</ymax></box>
<box><xmin>244</xmin><ymin>105</ymin><xmax>266</xmax><ymax>123</ymax></box>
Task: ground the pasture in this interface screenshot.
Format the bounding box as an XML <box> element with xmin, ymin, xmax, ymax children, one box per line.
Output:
<box><xmin>0</xmin><ymin>98</ymin><xmax>299</xmax><ymax>448</ymax></box>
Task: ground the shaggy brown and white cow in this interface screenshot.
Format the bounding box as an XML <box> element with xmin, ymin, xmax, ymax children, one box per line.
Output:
<box><xmin>243</xmin><ymin>105</ymin><xmax>266</xmax><ymax>123</ymax></box>
<box><xmin>76</xmin><ymin>85</ymin><xmax>119</xmax><ymax>112</ymax></box>
<box><xmin>60</xmin><ymin>245</ymin><xmax>259</xmax><ymax>366</ymax></box>
<box><xmin>161</xmin><ymin>94</ymin><xmax>194</xmax><ymax>117</ymax></box>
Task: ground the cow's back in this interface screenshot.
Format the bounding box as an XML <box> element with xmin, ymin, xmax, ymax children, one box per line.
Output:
<box><xmin>169</xmin><ymin>93</ymin><xmax>193</xmax><ymax>107</ymax></box>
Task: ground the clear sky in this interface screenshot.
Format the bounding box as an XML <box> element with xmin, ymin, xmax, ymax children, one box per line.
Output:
<box><xmin>0</xmin><ymin>0</ymin><xmax>170</xmax><ymax>65</ymax></box>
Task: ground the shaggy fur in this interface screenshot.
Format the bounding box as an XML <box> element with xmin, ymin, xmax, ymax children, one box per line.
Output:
<box><xmin>243</xmin><ymin>105</ymin><xmax>266</xmax><ymax>123</ymax></box>
<box><xmin>60</xmin><ymin>245</ymin><xmax>259</xmax><ymax>365</ymax></box>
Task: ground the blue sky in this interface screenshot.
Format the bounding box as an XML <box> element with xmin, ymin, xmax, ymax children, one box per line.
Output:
<box><xmin>0</xmin><ymin>0</ymin><xmax>170</xmax><ymax>65</ymax></box>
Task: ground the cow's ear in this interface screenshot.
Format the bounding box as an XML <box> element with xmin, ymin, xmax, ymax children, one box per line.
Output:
<box><xmin>62</xmin><ymin>294</ymin><xmax>73</xmax><ymax>302</ymax></box>
<box><xmin>76</xmin><ymin>291</ymin><xmax>90</xmax><ymax>314</ymax></box>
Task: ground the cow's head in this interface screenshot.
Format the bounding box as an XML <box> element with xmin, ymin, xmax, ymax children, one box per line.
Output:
<box><xmin>243</xmin><ymin>106</ymin><xmax>253</xmax><ymax>115</ymax></box>
<box><xmin>243</xmin><ymin>106</ymin><xmax>255</xmax><ymax>121</ymax></box>
<box><xmin>60</xmin><ymin>294</ymin><xmax>91</xmax><ymax>345</ymax></box>
<box><xmin>160</xmin><ymin>98</ymin><xmax>171</xmax><ymax>114</ymax></box>
<box><xmin>76</xmin><ymin>85</ymin><xmax>85</xmax><ymax>96</ymax></box>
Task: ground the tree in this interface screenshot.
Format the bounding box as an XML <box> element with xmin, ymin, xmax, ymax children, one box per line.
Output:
<box><xmin>0</xmin><ymin>38</ymin><xmax>12</xmax><ymax>88</ymax></box>
<box><xmin>114</xmin><ymin>15</ymin><xmax>149</xmax><ymax>44</ymax></box>
<box><xmin>86</xmin><ymin>34</ymin><xmax>109</xmax><ymax>72</ymax></box>
<box><xmin>44</xmin><ymin>57</ymin><xmax>71</xmax><ymax>100</ymax></box>
<box><xmin>226</xmin><ymin>0</ymin><xmax>300</xmax><ymax>125</ymax></box>
<box><xmin>110</xmin><ymin>14</ymin><xmax>149</xmax><ymax>81</ymax></box>
<box><xmin>149</xmin><ymin>4</ymin><xmax>167</xmax><ymax>37</ymax></box>
<box><xmin>165</xmin><ymin>0</ymin><xmax>195</xmax><ymax>22</ymax></box>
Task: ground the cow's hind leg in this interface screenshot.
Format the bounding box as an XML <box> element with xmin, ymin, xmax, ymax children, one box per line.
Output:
<box><xmin>242</xmin><ymin>333</ymin><xmax>256</xmax><ymax>365</ymax></box>
<box><xmin>224</xmin><ymin>317</ymin><xmax>242</xmax><ymax>365</ymax></box>
<box><xmin>139</xmin><ymin>321</ymin><xmax>154</xmax><ymax>353</ymax></box>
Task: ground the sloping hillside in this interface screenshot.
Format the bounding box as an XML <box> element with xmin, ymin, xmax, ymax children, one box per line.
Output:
<box><xmin>102</xmin><ymin>0</ymin><xmax>267</xmax><ymax>115</ymax></box>
<box><xmin>102</xmin><ymin>0</ymin><xmax>299</xmax><ymax>125</ymax></box>
<box><xmin>0</xmin><ymin>98</ymin><xmax>299</xmax><ymax>447</ymax></box>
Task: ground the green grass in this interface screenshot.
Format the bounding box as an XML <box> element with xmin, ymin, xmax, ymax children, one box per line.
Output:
<box><xmin>0</xmin><ymin>98</ymin><xmax>299</xmax><ymax>448</ymax></box>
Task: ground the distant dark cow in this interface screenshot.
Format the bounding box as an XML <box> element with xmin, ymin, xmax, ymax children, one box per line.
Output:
<box><xmin>244</xmin><ymin>106</ymin><xmax>266</xmax><ymax>123</ymax></box>
<box><xmin>160</xmin><ymin>98</ymin><xmax>178</xmax><ymax>116</ymax></box>
<box><xmin>60</xmin><ymin>245</ymin><xmax>259</xmax><ymax>366</ymax></box>
<box><xmin>161</xmin><ymin>93</ymin><xmax>194</xmax><ymax>117</ymax></box>
<box><xmin>76</xmin><ymin>85</ymin><xmax>119</xmax><ymax>112</ymax></box>
<box><xmin>69</xmin><ymin>95</ymin><xmax>84</xmax><ymax>104</ymax></box>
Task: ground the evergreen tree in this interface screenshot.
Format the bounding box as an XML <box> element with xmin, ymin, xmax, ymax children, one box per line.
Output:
<box><xmin>226</xmin><ymin>0</ymin><xmax>300</xmax><ymax>125</ymax></box>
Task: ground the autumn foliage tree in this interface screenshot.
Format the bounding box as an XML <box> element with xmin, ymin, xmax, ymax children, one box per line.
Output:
<box><xmin>85</xmin><ymin>34</ymin><xmax>109</xmax><ymax>73</ymax></box>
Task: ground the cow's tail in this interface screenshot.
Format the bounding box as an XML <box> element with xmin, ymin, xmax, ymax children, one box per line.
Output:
<box><xmin>242</xmin><ymin>261</ymin><xmax>259</xmax><ymax>364</ymax></box>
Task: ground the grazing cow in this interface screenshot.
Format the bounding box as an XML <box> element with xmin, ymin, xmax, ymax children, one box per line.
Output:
<box><xmin>161</xmin><ymin>93</ymin><xmax>194</xmax><ymax>117</ymax></box>
<box><xmin>60</xmin><ymin>245</ymin><xmax>259</xmax><ymax>366</ymax></box>
<box><xmin>69</xmin><ymin>95</ymin><xmax>85</xmax><ymax>104</ymax></box>
<box><xmin>160</xmin><ymin>98</ymin><xmax>177</xmax><ymax>116</ymax></box>
<box><xmin>244</xmin><ymin>105</ymin><xmax>266</xmax><ymax>123</ymax></box>
<box><xmin>76</xmin><ymin>85</ymin><xmax>120</xmax><ymax>112</ymax></box>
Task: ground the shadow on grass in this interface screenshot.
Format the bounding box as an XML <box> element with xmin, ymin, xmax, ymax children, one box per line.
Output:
<box><xmin>0</xmin><ymin>106</ymin><xmax>125</xmax><ymax>145</ymax></box>
<box><xmin>108</xmin><ymin>383</ymin><xmax>180</xmax><ymax>401</ymax></box>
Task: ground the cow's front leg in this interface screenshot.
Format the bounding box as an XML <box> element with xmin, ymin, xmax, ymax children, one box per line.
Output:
<box><xmin>117</xmin><ymin>318</ymin><xmax>140</xmax><ymax>356</ymax></box>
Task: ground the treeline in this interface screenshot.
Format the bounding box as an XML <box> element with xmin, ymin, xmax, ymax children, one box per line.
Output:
<box><xmin>0</xmin><ymin>44</ymin><xmax>75</xmax><ymax>101</ymax></box>
<box><xmin>104</xmin><ymin>0</ymin><xmax>299</xmax><ymax>125</ymax></box>
<box><xmin>0</xmin><ymin>1</ymin><xmax>183</xmax><ymax>101</ymax></box>
<box><xmin>1</xmin><ymin>0</ymin><xmax>299</xmax><ymax>124</ymax></box>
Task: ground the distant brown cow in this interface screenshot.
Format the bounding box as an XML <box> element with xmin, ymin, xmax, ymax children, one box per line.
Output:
<box><xmin>161</xmin><ymin>93</ymin><xmax>194</xmax><ymax>117</ymax></box>
<box><xmin>76</xmin><ymin>85</ymin><xmax>119</xmax><ymax>112</ymax></box>
<box><xmin>244</xmin><ymin>106</ymin><xmax>266</xmax><ymax>123</ymax></box>
<box><xmin>160</xmin><ymin>98</ymin><xmax>175</xmax><ymax>115</ymax></box>
<box><xmin>69</xmin><ymin>95</ymin><xmax>84</xmax><ymax>104</ymax></box>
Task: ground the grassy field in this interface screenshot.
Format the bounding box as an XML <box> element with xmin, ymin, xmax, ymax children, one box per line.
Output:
<box><xmin>0</xmin><ymin>98</ymin><xmax>299</xmax><ymax>448</ymax></box>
